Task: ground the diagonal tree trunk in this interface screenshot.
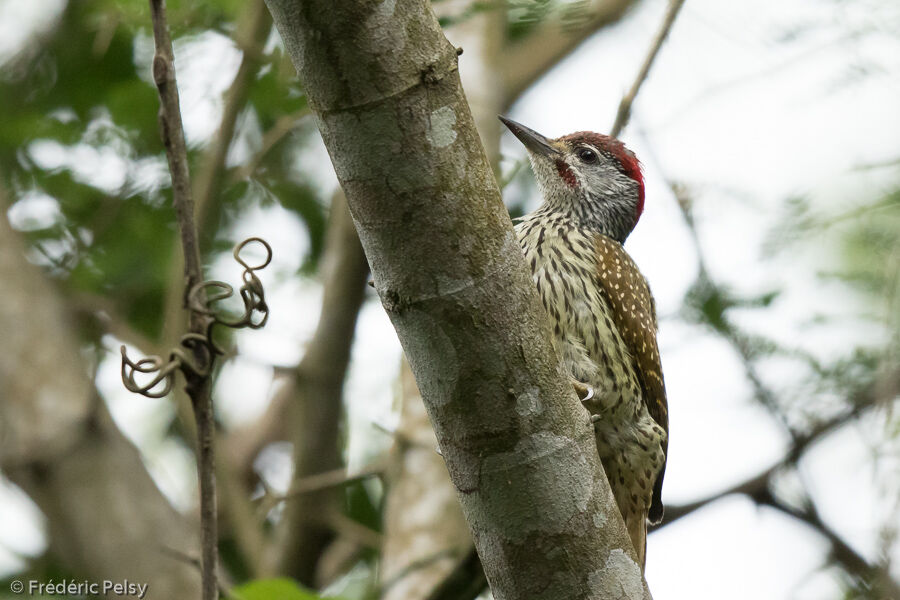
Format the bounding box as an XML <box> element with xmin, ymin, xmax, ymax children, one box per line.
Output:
<box><xmin>378</xmin><ymin>2</ymin><xmax>639</xmax><ymax>597</ymax></box>
<box><xmin>263</xmin><ymin>1</ymin><xmax>652</xmax><ymax>598</ymax></box>
<box><xmin>379</xmin><ymin>3</ymin><xmax>503</xmax><ymax>598</ymax></box>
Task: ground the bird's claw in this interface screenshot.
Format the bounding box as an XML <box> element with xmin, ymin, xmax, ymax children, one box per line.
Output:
<box><xmin>571</xmin><ymin>380</ymin><xmax>594</xmax><ymax>403</ymax></box>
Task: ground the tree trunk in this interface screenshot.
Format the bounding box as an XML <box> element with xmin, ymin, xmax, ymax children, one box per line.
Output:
<box><xmin>379</xmin><ymin>3</ymin><xmax>503</xmax><ymax>598</ymax></box>
<box><xmin>263</xmin><ymin>1</ymin><xmax>652</xmax><ymax>598</ymax></box>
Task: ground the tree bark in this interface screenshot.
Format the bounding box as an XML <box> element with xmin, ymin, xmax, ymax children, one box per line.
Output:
<box><xmin>263</xmin><ymin>1</ymin><xmax>651</xmax><ymax>598</ymax></box>
<box><xmin>379</xmin><ymin>4</ymin><xmax>502</xmax><ymax>597</ymax></box>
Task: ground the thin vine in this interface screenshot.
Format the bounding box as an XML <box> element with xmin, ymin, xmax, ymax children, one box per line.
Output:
<box><xmin>120</xmin><ymin>237</ymin><xmax>272</xmax><ymax>398</ymax></box>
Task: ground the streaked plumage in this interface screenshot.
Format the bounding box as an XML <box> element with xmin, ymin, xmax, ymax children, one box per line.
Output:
<box><xmin>501</xmin><ymin>117</ymin><xmax>668</xmax><ymax>567</ymax></box>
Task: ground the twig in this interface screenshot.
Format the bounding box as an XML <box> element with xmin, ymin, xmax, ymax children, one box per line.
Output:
<box><xmin>193</xmin><ymin>0</ymin><xmax>271</xmax><ymax>230</ymax></box>
<box><xmin>230</xmin><ymin>108</ymin><xmax>311</xmax><ymax>182</ymax></box>
<box><xmin>281</xmin><ymin>459</ymin><xmax>386</xmax><ymax>498</ymax></box>
<box><xmin>609</xmin><ymin>0</ymin><xmax>686</xmax><ymax>138</ymax></box>
<box><xmin>159</xmin><ymin>0</ymin><xmax>271</xmax><ymax>443</ymax></box>
<box><xmin>653</xmin><ymin>374</ymin><xmax>899</xmax><ymax>593</ymax></box>
<box><xmin>256</xmin><ymin>459</ymin><xmax>386</xmax><ymax>517</ymax></box>
<box><xmin>121</xmin><ymin>236</ymin><xmax>272</xmax><ymax>594</ymax></box>
<box><xmin>149</xmin><ymin>0</ymin><xmax>203</xmax><ymax>291</ymax></box>
<box><xmin>147</xmin><ymin>1</ymin><xmax>213</xmax><ymax>597</ymax></box>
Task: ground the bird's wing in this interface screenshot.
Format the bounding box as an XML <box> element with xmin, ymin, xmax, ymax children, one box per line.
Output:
<box><xmin>593</xmin><ymin>234</ymin><xmax>668</xmax><ymax>523</ymax></box>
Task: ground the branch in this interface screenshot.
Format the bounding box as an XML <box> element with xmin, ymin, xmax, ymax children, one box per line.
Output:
<box><xmin>274</xmin><ymin>190</ymin><xmax>370</xmax><ymax>584</ymax></box>
<box><xmin>657</xmin><ymin>370</ymin><xmax>896</xmax><ymax>528</ymax></box>
<box><xmin>230</xmin><ymin>108</ymin><xmax>311</xmax><ymax>182</ymax></box>
<box><xmin>264</xmin><ymin>0</ymin><xmax>652</xmax><ymax>597</ymax></box>
<box><xmin>654</xmin><ymin>466</ymin><xmax>775</xmax><ymax>529</ymax></box>
<box><xmin>258</xmin><ymin>459</ymin><xmax>386</xmax><ymax>515</ymax></box>
<box><xmin>755</xmin><ymin>474</ymin><xmax>900</xmax><ymax>599</ymax></box>
<box><xmin>149</xmin><ymin>1</ymin><xmax>202</xmax><ymax>289</ymax></box>
<box><xmin>654</xmin><ymin>373</ymin><xmax>900</xmax><ymax>595</ymax></box>
<box><xmin>146</xmin><ymin>2</ymin><xmax>215</xmax><ymax>596</ymax></box>
<box><xmin>609</xmin><ymin>0</ymin><xmax>686</xmax><ymax>138</ymax></box>
<box><xmin>501</xmin><ymin>0</ymin><xmax>636</xmax><ymax>108</ymax></box>
<box><xmin>193</xmin><ymin>0</ymin><xmax>272</xmax><ymax>229</ymax></box>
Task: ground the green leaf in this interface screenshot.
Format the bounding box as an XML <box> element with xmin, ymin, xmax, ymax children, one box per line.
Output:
<box><xmin>344</xmin><ymin>480</ymin><xmax>382</xmax><ymax>536</ymax></box>
<box><xmin>230</xmin><ymin>578</ymin><xmax>323</xmax><ymax>600</ymax></box>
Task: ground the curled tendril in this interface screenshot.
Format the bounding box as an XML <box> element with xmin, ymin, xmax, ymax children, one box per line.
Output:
<box><xmin>120</xmin><ymin>237</ymin><xmax>272</xmax><ymax>398</ymax></box>
<box><xmin>120</xmin><ymin>352</ymin><xmax>179</xmax><ymax>398</ymax></box>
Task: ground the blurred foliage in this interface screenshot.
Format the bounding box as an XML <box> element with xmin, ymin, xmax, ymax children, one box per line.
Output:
<box><xmin>434</xmin><ymin>0</ymin><xmax>608</xmax><ymax>42</ymax></box>
<box><xmin>230</xmin><ymin>577</ymin><xmax>329</xmax><ymax>600</ymax></box>
<box><xmin>0</xmin><ymin>0</ymin><xmax>376</xmax><ymax>591</ymax></box>
<box><xmin>0</xmin><ymin>0</ymin><xmax>327</xmax><ymax>341</ymax></box>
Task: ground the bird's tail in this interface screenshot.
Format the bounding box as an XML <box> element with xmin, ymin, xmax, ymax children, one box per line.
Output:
<box><xmin>627</xmin><ymin>513</ymin><xmax>648</xmax><ymax>570</ymax></box>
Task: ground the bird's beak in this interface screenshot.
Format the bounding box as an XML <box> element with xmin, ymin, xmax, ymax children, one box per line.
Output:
<box><xmin>499</xmin><ymin>116</ymin><xmax>559</xmax><ymax>158</ymax></box>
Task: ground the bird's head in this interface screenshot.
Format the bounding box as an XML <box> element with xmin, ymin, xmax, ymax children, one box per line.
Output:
<box><xmin>500</xmin><ymin>116</ymin><xmax>644</xmax><ymax>243</ymax></box>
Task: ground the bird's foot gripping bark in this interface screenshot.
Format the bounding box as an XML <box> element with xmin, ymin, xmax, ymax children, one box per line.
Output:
<box><xmin>572</xmin><ymin>379</ymin><xmax>604</xmax><ymax>419</ymax></box>
<box><xmin>573</xmin><ymin>378</ymin><xmax>603</xmax><ymax>412</ymax></box>
<box><xmin>572</xmin><ymin>379</ymin><xmax>593</xmax><ymax>402</ymax></box>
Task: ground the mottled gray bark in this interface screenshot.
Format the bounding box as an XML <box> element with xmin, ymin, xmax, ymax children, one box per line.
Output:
<box><xmin>0</xmin><ymin>215</ymin><xmax>201</xmax><ymax>599</ymax></box>
<box><xmin>379</xmin><ymin>3</ymin><xmax>502</xmax><ymax>598</ymax></box>
<box><xmin>263</xmin><ymin>1</ymin><xmax>651</xmax><ymax>598</ymax></box>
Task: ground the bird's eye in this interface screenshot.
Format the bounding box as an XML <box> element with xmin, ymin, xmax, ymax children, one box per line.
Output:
<box><xmin>577</xmin><ymin>148</ymin><xmax>597</xmax><ymax>163</ymax></box>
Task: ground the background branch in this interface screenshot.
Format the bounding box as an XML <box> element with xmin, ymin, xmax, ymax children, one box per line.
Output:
<box><xmin>273</xmin><ymin>189</ymin><xmax>370</xmax><ymax>585</ymax></box>
<box><xmin>193</xmin><ymin>0</ymin><xmax>272</xmax><ymax>229</ymax></box>
<box><xmin>501</xmin><ymin>0</ymin><xmax>636</xmax><ymax>108</ymax></box>
<box><xmin>147</xmin><ymin>1</ymin><xmax>217</xmax><ymax>597</ymax></box>
<box><xmin>609</xmin><ymin>0</ymin><xmax>686</xmax><ymax>138</ymax></box>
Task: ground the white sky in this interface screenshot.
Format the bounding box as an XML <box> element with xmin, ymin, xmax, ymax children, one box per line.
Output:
<box><xmin>1</xmin><ymin>0</ymin><xmax>899</xmax><ymax>597</ymax></box>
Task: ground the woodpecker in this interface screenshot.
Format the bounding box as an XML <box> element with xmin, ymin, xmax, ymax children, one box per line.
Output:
<box><xmin>500</xmin><ymin>116</ymin><xmax>668</xmax><ymax>568</ymax></box>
